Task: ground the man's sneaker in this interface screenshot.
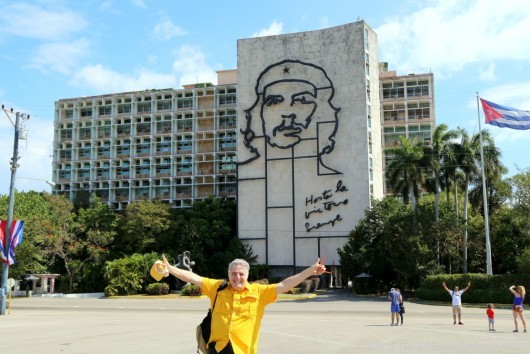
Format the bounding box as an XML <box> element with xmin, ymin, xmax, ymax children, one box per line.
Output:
<box><xmin>459</xmin><ymin>322</ymin><xmax>464</xmax><ymax>325</ymax></box>
<box><xmin>513</xmin><ymin>329</ymin><xmax>519</xmax><ymax>332</ymax></box>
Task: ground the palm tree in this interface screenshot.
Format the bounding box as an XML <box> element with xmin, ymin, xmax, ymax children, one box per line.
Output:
<box><xmin>469</xmin><ymin>134</ymin><xmax>507</xmax><ymax>214</ymax></box>
<box><xmin>385</xmin><ymin>136</ymin><xmax>427</xmax><ymax>224</ymax></box>
<box><xmin>454</xmin><ymin>128</ymin><xmax>482</xmax><ymax>273</ymax></box>
<box><xmin>424</xmin><ymin>124</ymin><xmax>459</xmax><ymax>223</ymax></box>
<box><xmin>423</xmin><ymin>124</ymin><xmax>459</xmax><ymax>263</ymax></box>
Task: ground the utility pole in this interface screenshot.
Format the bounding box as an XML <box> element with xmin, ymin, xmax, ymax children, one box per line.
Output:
<box><xmin>1</xmin><ymin>107</ymin><xmax>27</xmax><ymax>315</ymax></box>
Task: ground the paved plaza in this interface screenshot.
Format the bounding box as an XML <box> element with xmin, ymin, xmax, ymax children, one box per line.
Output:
<box><xmin>1</xmin><ymin>289</ymin><xmax>529</xmax><ymax>353</ymax></box>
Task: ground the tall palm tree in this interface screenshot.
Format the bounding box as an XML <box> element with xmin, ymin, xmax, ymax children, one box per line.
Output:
<box><xmin>385</xmin><ymin>136</ymin><xmax>427</xmax><ymax>224</ymax></box>
<box><xmin>454</xmin><ymin>128</ymin><xmax>482</xmax><ymax>273</ymax></box>
<box><xmin>424</xmin><ymin>124</ymin><xmax>459</xmax><ymax>223</ymax></box>
<box><xmin>469</xmin><ymin>133</ymin><xmax>507</xmax><ymax>213</ymax></box>
<box><xmin>423</xmin><ymin>124</ymin><xmax>459</xmax><ymax>263</ymax></box>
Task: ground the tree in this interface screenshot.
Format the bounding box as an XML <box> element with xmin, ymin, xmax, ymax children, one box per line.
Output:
<box><xmin>0</xmin><ymin>191</ymin><xmax>56</xmax><ymax>278</ymax></box>
<box><xmin>385</xmin><ymin>136</ymin><xmax>427</xmax><ymax>224</ymax></box>
<box><xmin>171</xmin><ymin>197</ymin><xmax>252</xmax><ymax>278</ymax></box>
<box><xmin>454</xmin><ymin>128</ymin><xmax>481</xmax><ymax>273</ymax></box>
<box><xmin>117</xmin><ymin>200</ymin><xmax>172</xmax><ymax>254</ymax></box>
<box><xmin>423</xmin><ymin>124</ymin><xmax>459</xmax><ymax>263</ymax></box>
<box><xmin>73</xmin><ymin>194</ymin><xmax>118</xmax><ymax>292</ymax></box>
<box><xmin>424</xmin><ymin>124</ymin><xmax>459</xmax><ymax>225</ymax></box>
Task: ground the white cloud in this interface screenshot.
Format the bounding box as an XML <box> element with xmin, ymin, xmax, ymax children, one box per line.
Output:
<box><xmin>172</xmin><ymin>45</ymin><xmax>217</xmax><ymax>87</ymax></box>
<box><xmin>70</xmin><ymin>64</ymin><xmax>177</xmax><ymax>93</ymax></box>
<box><xmin>376</xmin><ymin>0</ymin><xmax>530</xmax><ymax>77</ymax></box>
<box><xmin>478</xmin><ymin>63</ymin><xmax>496</xmax><ymax>81</ymax></box>
<box><xmin>252</xmin><ymin>21</ymin><xmax>284</xmax><ymax>38</ymax></box>
<box><xmin>0</xmin><ymin>3</ymin><xmax>86</xmax><ymax>41</ymax></box>
<box><xmin>28</xmin><ymin>38</ymin><xmax>90</xmax><ymax>75</ymax></box>
<box><xmin>131</xmin><ymin>0</ymin><xmax>148</xmax><ymax>9</ymax></box>
<box><xmin>154</xmin><ymin>20</ymin><xmax>187</xmax><ymax>40</ymax></box>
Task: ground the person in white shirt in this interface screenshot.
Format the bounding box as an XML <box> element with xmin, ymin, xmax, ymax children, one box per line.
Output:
<box><xmin>442</xmin><ymin>281</ymin><xmax>471</xmax><ymax>325</ymax></box>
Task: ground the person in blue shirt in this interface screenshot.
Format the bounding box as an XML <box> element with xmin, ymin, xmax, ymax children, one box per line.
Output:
<box><xmin>388</xmin><ymin>287</ymin><xmax>402</xmax><ymax>326</ymax></box>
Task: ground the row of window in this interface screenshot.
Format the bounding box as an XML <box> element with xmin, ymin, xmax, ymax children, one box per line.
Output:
<box><xmin>61</xmin><ymin>95</ymin><xmax>236</xmax><ymax>119</ymax></box>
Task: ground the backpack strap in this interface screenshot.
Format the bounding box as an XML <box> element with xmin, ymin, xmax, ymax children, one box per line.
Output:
<box><xmin>211</xmin><ymin>281</ymin><xmax>228</xmax><ymax>311</ymax></box>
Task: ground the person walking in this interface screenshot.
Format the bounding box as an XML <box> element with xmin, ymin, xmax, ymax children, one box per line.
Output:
<box><xmin>442</xmin><ymin>281</ymin><xmax>471</xmax><ymax>325</ymax></box>
<box><xmin>388</xmin><ymin>287</ymin><xmax>402</xmax><ymax>326</ymax></box>
<box><xmin>486</xmin><ymin>303</ymin><xmax>495</xmax><ymax>331</ymax></box>
<box><xmin>509</xmin><ymin>285</ymin><xmax>527</xmax><ymax>333</ymax></box>
<box><xmin>161</xmin><ymin>254</ymin><xmax>326</xmax><ymax>354</ymax></box>
<box><xmin>397</xmin><ymin>288</ymin><xmax>405</xmax><ymax>325</ymax></box>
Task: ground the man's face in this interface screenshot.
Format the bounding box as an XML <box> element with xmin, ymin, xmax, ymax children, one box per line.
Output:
<box><xmin>228</xmin><ymin>264</ymin><xmax>248</xmax><ymax>291</ymax></box>
<box><xmin>260</xmin><ymin>81</ymin><xmax>317</xmax><ymax>148</ymax></box>
<box><xmin>454</xmin><ymin>287</ymin><xmax>459</xmax><ymax>292</ymax></box>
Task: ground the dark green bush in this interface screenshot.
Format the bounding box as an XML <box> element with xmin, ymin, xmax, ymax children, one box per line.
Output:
<box><xmin>146</xmin><ymin>283</ymin><xmax>170</xmax><ymax>295</ymax></box>
<box><xmin>103</xmin><ymin>253</ymin><xmax>159</xmax><ymax>296</ymax></box>
<box><xmin>309</xmin><ymin>277</ymin><xmax>320</xmax><ymax>292</ymax></box>
<box><xmin>181</xmin><ymin>284</ymin><xmax>202</xmax><ymax>296</ymax></box>
<box><xmin>417</xmin><ymin>273</ymin><xmax>530</xmax><ymax>303</ymax></box>
<box><xmin>298</xmin><ymin>279</ymin><xmax>312</xmax><ymax>293</ymax></box>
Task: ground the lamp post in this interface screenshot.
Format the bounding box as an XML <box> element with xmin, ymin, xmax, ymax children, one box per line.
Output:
<box><xmin>17</xmin><ymin>177</ymin><xmax>56</xmax><ymax>188</ymax></box>
<box><xmin>1</xmin><ymin>112</ymin><xmax>21</xmax><ymax>315</ymax></box>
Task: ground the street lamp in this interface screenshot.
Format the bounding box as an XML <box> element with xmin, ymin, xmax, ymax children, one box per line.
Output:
<box><xmin>1</xmin><ymin>109</ymin><xmax>29</xmax><ymax>315</ymax></box>
<box><xmin>17</xmin><ymin>177</ymin><xmax>56</xmax><ymax>188</ymax></box>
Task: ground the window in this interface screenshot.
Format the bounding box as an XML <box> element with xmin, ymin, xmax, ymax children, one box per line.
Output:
<box><xmin>157</xmin><ymin>100</ymin><xmax>172</xmax><ymax>110</ymax></box>
<box><xmin>219</xmin><ymin>132</ymin><xmax>236</xmax><ymax>150</ymax></box>
<box><xmin>406</xmin><ymin>80</ymin><xmax>429</xmax><ymax>97</ymax></box>
<box><xmin>220</xmin><ymin>155</ymin><xmax>237</xmax><ymax>170</ymax></box>
<box><xmin>219</xmin><ymin>94</ymin><xmax>236</xmax><ymax>105</ymax></box>
<box><xmin>138</xmin><ymin>102</ymin><xmax>151</xmax><ymax>113</ymax></box>
<box><xmin>80</xmin><ymin>108</ymin><xmax>92</xmax><ymax>117</ymax></box>
<box><xmin>382</xmin><ymin>82</ymin><xmax>405</xmax><ymax>99</ymax></box>
<box><xmin>99</xmin><ymin>106</ymin><xmax>111</xmax><ymax>116</ymax></box>
<box><xmin>177</xmin><ymin>98</ymin><xmax>193</xmax><ymax>109</ymax></box>
<box><xmin>118</xmin><ymin>104</ymin><xmax>131</xmax><ymax>114</ymax></box>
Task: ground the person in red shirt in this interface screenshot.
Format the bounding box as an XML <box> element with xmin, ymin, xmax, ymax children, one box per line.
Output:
<box><xmin>486</xmin><ymin>303</ymin><xmax>495</xmax><ymax>332</ymax></box>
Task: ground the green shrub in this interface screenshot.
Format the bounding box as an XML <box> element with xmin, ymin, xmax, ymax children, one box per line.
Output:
<box><xmin>309</xmin><ymin>277</ymin><xmax>320</xmax><ymax>292</ymax></box>
<box><xmin>298</xmin><ymin>279</ymin><xmax>312</xmax><ymax>293</ymax></box>
<box><xmin>103</xmin><ymin>253</ymin><xmax>159</xmax><ymax>296</ymax></box>
<box><xmin>146</xmin><ymin>283</ymin><xmax>170</xmax><ymax>295</ymax></box>
<box><xmin>417</xmin><ymin>273</ymin><xmax>530</xmax><ymax>303</ymax></box>
<box><xmin>251</xmin><ymin>279</ymin><xmax>269</xmax><ymax>285</ymax></box>
<box><xmin>181</xmin><ymin>283</ymin><xmax>202</xmax><ymax>296</ymax></box>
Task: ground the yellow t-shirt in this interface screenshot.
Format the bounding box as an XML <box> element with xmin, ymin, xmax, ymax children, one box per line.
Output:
<box><xmin>201</xmin><ymin>277</ymin><xmax>277</xmax><ymax>354</ymax></box>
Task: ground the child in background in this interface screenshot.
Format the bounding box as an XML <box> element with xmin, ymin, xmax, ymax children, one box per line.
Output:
<box><xmin>487</xmin><ymin>303</ymin><xmax>495</xmax><ymax>331</ymax></box>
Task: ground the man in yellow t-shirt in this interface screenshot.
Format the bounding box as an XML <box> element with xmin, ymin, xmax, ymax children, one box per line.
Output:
<box><xmin>161</xmin><ymin>255</ymin><xmax>326</xmax><ymax>354</ymax></box>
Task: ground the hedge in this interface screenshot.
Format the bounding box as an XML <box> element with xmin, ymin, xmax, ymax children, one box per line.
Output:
<box><xmin>416</xmin><ymin>273</ymin><xmax>530</xmax><ymax>304</ymax></box>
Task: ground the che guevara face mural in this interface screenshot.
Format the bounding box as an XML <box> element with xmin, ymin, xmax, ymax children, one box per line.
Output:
<box><xmin>240</xmin><ymin>59</ymin><xmax>342</xmax><ymax>175</ymax></box>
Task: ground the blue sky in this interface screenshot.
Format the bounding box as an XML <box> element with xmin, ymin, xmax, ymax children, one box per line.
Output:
<box><xmin>1</xmin><ymin>0</ymin><xmax>530</xmax><ymax>193</ymax></box>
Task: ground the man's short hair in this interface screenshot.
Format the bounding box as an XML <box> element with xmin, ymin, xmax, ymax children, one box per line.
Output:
<box><xmin>228</xmin><ymin>259</ymin><xmax>250</xmax><ymax>273</ymax></box>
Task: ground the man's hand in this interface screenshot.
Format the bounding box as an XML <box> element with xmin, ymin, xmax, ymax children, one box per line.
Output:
<box><xmin>313</xmin><ymin>258</ymin><xmax>327</xmax><ymax>275</ymax></box>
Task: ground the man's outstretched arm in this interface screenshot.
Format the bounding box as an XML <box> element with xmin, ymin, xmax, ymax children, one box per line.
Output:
<box><xmin>276</xmin><ymin>258</ymin><xmax>326</xmax><ymax>294</ymax></box>
<box><xmin>161</xmin><ymin>254</ymin><xmax>202</xmax><ymax>287</ymax></box>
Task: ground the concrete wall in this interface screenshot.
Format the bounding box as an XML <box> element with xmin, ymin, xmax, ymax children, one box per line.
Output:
<box><xmin>237</xmin><ymin>22</ymin><xmax>382</xmax><ymax>270</ymax></box>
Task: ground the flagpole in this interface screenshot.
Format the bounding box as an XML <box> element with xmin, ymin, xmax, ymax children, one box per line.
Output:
<box><xmin>476</xmin><ymin>93</ymin><xmax>493</xmax><ymax>275</ymax></box>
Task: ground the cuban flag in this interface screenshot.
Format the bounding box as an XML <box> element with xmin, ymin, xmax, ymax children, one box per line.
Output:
<box><xmin>480</xmin><ymin>98</ymin><xmax>530</xmax><ymax>130</ymax></box>
<box><xmin>0</xmin><ymin>220</ymin><xmax>24</xmax><ymax>265</ymax></box>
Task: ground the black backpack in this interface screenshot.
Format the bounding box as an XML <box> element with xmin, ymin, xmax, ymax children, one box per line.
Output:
<box><xmin>196</xmin><ymin>282</ymin><xmax>228</xmax><ymax>354</ymax></box>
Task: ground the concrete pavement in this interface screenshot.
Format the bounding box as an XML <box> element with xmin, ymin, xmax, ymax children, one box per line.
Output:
<box><xmin>1</xmin><ymin>289</ymin><xmax>529</xmax><ymax>353</ymax></box>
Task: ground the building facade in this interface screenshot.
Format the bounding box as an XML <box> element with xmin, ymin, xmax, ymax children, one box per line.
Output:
<box><xmin>52</xmin><ymin>21</ymin><xmax>435</xmax><ymax>275</ymax></box>
<box><xmin>379</xmin><ymin>63</ymin><xmax>436</xmax><ymax>194</ymax></box>
<box><xmin>52</xmin><ymin>70</ymin><xmax>238</xmax><ymax>209</ymax></box>
<box><xmin>236</xmin><ymin>21</ymin><xmax>383</xmax><ymax>274</ymax></box>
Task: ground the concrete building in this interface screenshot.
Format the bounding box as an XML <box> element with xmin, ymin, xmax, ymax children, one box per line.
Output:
<box><xmin>236</xmin><ymin>21</ymin><xmax>383</xmax><ymax>276</ymax></box>
<box><xmin>379</xmin><ymin>62</ymin><xmax>436</xmax><ymax>194</ymax></box>
<box><xmin>52</xmin><ymin>21</ymin><xmax>434</xmax><ymax>275</ymax></box>
<box><xmin>52</xmin><ymin>70</ymin><xmax>238</xmax><ymax>209</ymax></box>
